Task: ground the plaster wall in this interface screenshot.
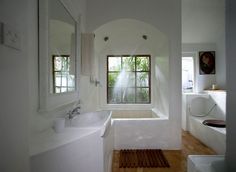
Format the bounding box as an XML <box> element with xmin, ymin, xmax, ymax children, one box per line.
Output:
<box><xmin>0</xmin><ymin>0</ymin><xmax>34</xmax><ymax>171</ymax></box>
<box><xmin>94</xmin><ymin>19</ymin><xmax>169</xmax><ymax>117</ymax></box>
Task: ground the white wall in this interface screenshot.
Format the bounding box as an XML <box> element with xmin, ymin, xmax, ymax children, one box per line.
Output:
<box><xmin>0</xmin><ymin>0</ymin><xmax>33</xmax><ymax>171</ymax></box>
<box><xmin>87</xmin><ymin>0</ymin><xmax>182</xmax><ymax>149</ymax></box>
<box><xmin>182</xmin><ymin>43</ymin><xmax>217</xmax><ymax>92</ymax></box>
<box><xmin>226</xmin><ymin>0</ymin><xmax>236</xmax><ymax>170</ymax></box>
<box><xmin>182</xmin><ymin>0</ymin><xmax>226</xmax><ymax>89</ymax></box>
<box><xmin>216</xmin><ymin>34</ymin><xmax>226</xmax><ymax>89</ymax></box>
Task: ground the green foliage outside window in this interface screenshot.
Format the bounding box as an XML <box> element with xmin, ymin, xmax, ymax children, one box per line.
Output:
<box><xmin>53</xmin><ymin>55</ymin><xmax>75</xmax><ymax>93</ymax></box>
<box><xmin>107</xmin><ymin>55</ymin><xmax>151</xmax><ymax>104</ymax></box>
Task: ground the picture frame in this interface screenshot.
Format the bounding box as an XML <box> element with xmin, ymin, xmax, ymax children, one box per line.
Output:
<box><xmin>199</xmin><ymin>51</ymin><xmax>215</xmax><ymax>75</ymax></box>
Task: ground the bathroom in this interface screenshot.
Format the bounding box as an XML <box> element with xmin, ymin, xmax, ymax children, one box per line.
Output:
<box><xmin>1</xmin><ymin>0</ymin><xmax>236</xmax><ymax>172</ymax></box>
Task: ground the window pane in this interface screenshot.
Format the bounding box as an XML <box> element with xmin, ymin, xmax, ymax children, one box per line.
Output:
<box><xmin>108</xmin><ymin>87</ymin><xmax>121</xmax><ymax>103</ymax></box>
<box><xmin>114</xmin><ymin>71</ymin><xmax>135</xmax><ymax>88</ymax></box>
<box><xmin>122</xmin><ymin>56</ymin><xmax>135</xmax><ymax>71</ymax></box>
<box><xmin>55</xmin><ymin>87</ymin><xmax>61</xmax><ymax>93</ymax></box>
<box><xmin>61</xmin><ymin>75</ymin><xmax>68</xmax><ymax>87</ymax></box>
<box><xmin>61</xmin><ymin>87</ymin><xmax>67</xmax><ymax>93</ymax></box>
<box><xmin>108</xmin><ymin>57</ymin><xmax>121</xmax><ymax>71</ymax></box>
<box><xmin>68</xmin><ymin>87</ymin><xmax>75</xmax><ymax>92</ymax></box>
<box><xmin>108</xmin><ymin>73</ymin><xmax>119</xmax><ymax>87</ymax></box>
<box><xmin>127</xmin><ymin>72</ymin><xmax>135</xmax><ymax>87</ymax></box>
<box><xmin>122</xmin><ymin>88</ymin><xmax>135</xmax><ymax>103</ymax></box>
<box><xmin>137</xmin><ymin>72</ymin><xmax>149</xmax><ymax>87</ymax></box>
<box><xmin>55</xmin><ymin>72</ymin><xmax>61</xmax><ymax>86</ymax></box>
<box><xmin>136</xmin><ymin>88</ymin><xmax>149</xmax><ymax>103</ymax></box>
<box><xmin>136</xmin><ymin>57</ymin><xmax>149</xmax><ymax>71</ymax></box>
<box><xmin>68</xmin><ymin>75</ymin><xmax>75</xmax><ymax>87</ymax></box>
<box><xmin>54</xmin><ymin>56</ymin><xmax>62</xmax><ymax>71</ymax></box>
<box><xmin>52</xmin><ymin>55</ymin><xmax>75</xmax><ymax>94</ymax></box>
<box><xmin>61</xmin><ymin>57</ymin><xmax>69</xmax><ymax>71</ymax></box>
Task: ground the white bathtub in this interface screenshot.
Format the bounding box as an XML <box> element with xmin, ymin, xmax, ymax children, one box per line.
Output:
<box><xmin>189</xmin><ymin>115</ymin><xmax>226</xmax><ymax>154</ymax></box>
<box><xmin>30</xmin><ymin>110</ymin><xmax>113</xmax><ymax>172</ymax></box>
<box><xmin>111</xmin><ymin>109</ymin><xmax>177</xmax><ymax>150</ymax></box>
<box><xmin>186</xmin><ymin>92</ymin><xmax>226</xmax><ymax>154</ymax></box>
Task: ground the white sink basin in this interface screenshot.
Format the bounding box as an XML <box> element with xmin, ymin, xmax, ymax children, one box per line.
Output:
<box><xmin>66</xmin><ymin>110</ymin><xmax>112</xmax><ymax>136</ymax></box>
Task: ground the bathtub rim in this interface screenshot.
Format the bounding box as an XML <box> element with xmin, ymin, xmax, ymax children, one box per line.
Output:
<box><xmin>189</xmin><ymin>115</ymin><xmax>226</xmax><ymax>135</ymax></box>
<box><xmin>111</xmin><ymin>108</ymin><xmax>168</xmax><ymax>120</ymax></box>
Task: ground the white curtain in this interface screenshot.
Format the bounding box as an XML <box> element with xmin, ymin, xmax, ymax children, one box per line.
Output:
<box><xmin>81</xmin><ymin>33</ymin><xmax>95</xmax><ymax>76</ymax></box>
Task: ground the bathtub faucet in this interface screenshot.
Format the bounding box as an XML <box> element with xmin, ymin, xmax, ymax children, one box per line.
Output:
<box><xmin>66</xmin><ymin>106</ymin><xmax>80</xmax><ymax>120</ymax></box>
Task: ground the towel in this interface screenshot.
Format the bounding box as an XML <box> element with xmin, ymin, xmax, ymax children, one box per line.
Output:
<box><xmin>81</xmin><ymin>33</ymin><xmax>95</xmax><ymax>76</ymax></box>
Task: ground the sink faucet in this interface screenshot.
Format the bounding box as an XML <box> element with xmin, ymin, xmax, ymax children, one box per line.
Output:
<box><xmin>66</xmin><ymin>106</ymin><xmax>80</xmax><ymax>120</ymax></box>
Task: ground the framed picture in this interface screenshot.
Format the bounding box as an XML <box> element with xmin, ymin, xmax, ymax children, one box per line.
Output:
<box><xmin>199</xmin><ymin>51</ymin><xmax>215</xmax><ymax>75</ymax></box>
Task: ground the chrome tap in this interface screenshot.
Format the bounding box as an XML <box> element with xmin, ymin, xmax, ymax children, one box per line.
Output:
<box><xmin>66</xmin><ymin>106</ymin><xmax>80</xmax><ymax>120</ymax></box>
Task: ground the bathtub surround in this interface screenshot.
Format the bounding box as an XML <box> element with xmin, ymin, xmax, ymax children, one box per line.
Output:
<box><xmin>112</xmin><ymin>109</ymin><xmax>171</xmax><ymax>150</ymax></box>
<box><xmin>182</xmin><ymin>91</ymin><xmax>226</xmax><ymax>154</ymax></box>
<box><xmin>189</xmin><ymin>115</ymin><xmax>226</xmax><ymax>154</ymax></box>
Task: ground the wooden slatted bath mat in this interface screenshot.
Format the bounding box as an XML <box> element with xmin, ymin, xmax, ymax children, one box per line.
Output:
<box><xmin>119</xmin><ymin>149</ymin><xmax>170</xmax><ymax>168</ymax></box>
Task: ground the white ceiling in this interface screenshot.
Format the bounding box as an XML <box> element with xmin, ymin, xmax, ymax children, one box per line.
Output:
<box><xmin>182</xmin><ymin>0</ymin><xmax>225</xmax><ymax>43</ymax></box>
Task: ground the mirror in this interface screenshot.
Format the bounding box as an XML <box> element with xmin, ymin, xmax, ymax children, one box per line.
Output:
<box><xmin>39</xmin><ymin>0</ymin><xmax>80</xmax><ymax>111</ymax></box>
<box><xmin>49</xmin><ymin>0</ymin><xmax>76</xmax><ymax>94</ymax></box>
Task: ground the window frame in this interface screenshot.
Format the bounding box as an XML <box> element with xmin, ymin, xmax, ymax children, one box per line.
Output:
<box><xmin>52</xmin><ymin>55</ymin><xmax>75</xmax><ymax>94</ymax></box>
<box><xmin>107</xmin><ymin>55</ymin><xmax>151</xmax><ymax>104</ymax></box>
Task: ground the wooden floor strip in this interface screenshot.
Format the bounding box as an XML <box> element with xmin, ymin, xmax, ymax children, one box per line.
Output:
<box><xmin>113</xmin><ymin>131</ymin><xmax>216</xmax><ymax>172</ymax></box>
<box><xmin>119</xmin><ymin>149</ymin><xmax>170</xmax><ymax>168</ymax></box>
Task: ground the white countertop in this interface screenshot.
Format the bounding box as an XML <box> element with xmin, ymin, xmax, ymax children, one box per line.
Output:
<box><xmin>30</xmin><ymin>127</ymin><xmax>99</xmax><ymax>156</ymax></box>
<box><xmin>30</xmin><ymin>111</ymin><xmax>112</xmax><ymax>156</ymax></box>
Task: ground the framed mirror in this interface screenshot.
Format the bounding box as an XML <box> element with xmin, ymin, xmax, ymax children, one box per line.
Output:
<box><xmin>38</xmin><ymin>0</ymin><xmax>80</xmax><ymax>111</ymax></box>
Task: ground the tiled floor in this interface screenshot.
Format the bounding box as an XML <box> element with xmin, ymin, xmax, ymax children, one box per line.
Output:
<box><xmin>112</xmin><ymin>131</ymin><xmax>216</xmax><ymax>172</ymax></box>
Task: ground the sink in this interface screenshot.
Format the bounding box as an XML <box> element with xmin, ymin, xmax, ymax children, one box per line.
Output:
<box><xmin>65</xmin><ymin>110</ymin><xmax>112</xmax><ymax>136</ymax></box>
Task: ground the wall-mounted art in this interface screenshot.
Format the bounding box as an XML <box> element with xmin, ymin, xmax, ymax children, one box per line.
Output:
<box><xmin>199</xmin><ymin>51</ymin><xmax>215</xmax><ymax>75</ymax></box>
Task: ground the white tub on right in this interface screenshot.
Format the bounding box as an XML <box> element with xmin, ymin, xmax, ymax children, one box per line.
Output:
<box><xmin>183</xmin><ymin>91</ymin><xmax>226</xmax><ymax>154</ymax></box>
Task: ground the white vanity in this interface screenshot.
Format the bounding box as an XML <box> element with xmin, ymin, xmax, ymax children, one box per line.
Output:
<box><xmin>30</xmin><ymin>111</ymin><xmax>113</xmax><ymax>172</ymax></box>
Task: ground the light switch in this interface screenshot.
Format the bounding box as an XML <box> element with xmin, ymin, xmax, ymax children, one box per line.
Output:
<box><xmin>1</xmin><ymin>22</ymin><xmax>21</xmax><ymax>50</ymax></box>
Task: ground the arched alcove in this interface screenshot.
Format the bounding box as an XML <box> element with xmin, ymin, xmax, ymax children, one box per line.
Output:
<box><xmin>94</xmin><ymin>18</ymin><xmax>169</xmax><ymax>116</ymax></box>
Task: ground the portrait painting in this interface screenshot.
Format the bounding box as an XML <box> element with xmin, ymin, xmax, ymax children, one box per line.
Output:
<box><xmin>199</xmin><ymin>51</ymin><xmax>215</xmax><ymax>75</ymax></box>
